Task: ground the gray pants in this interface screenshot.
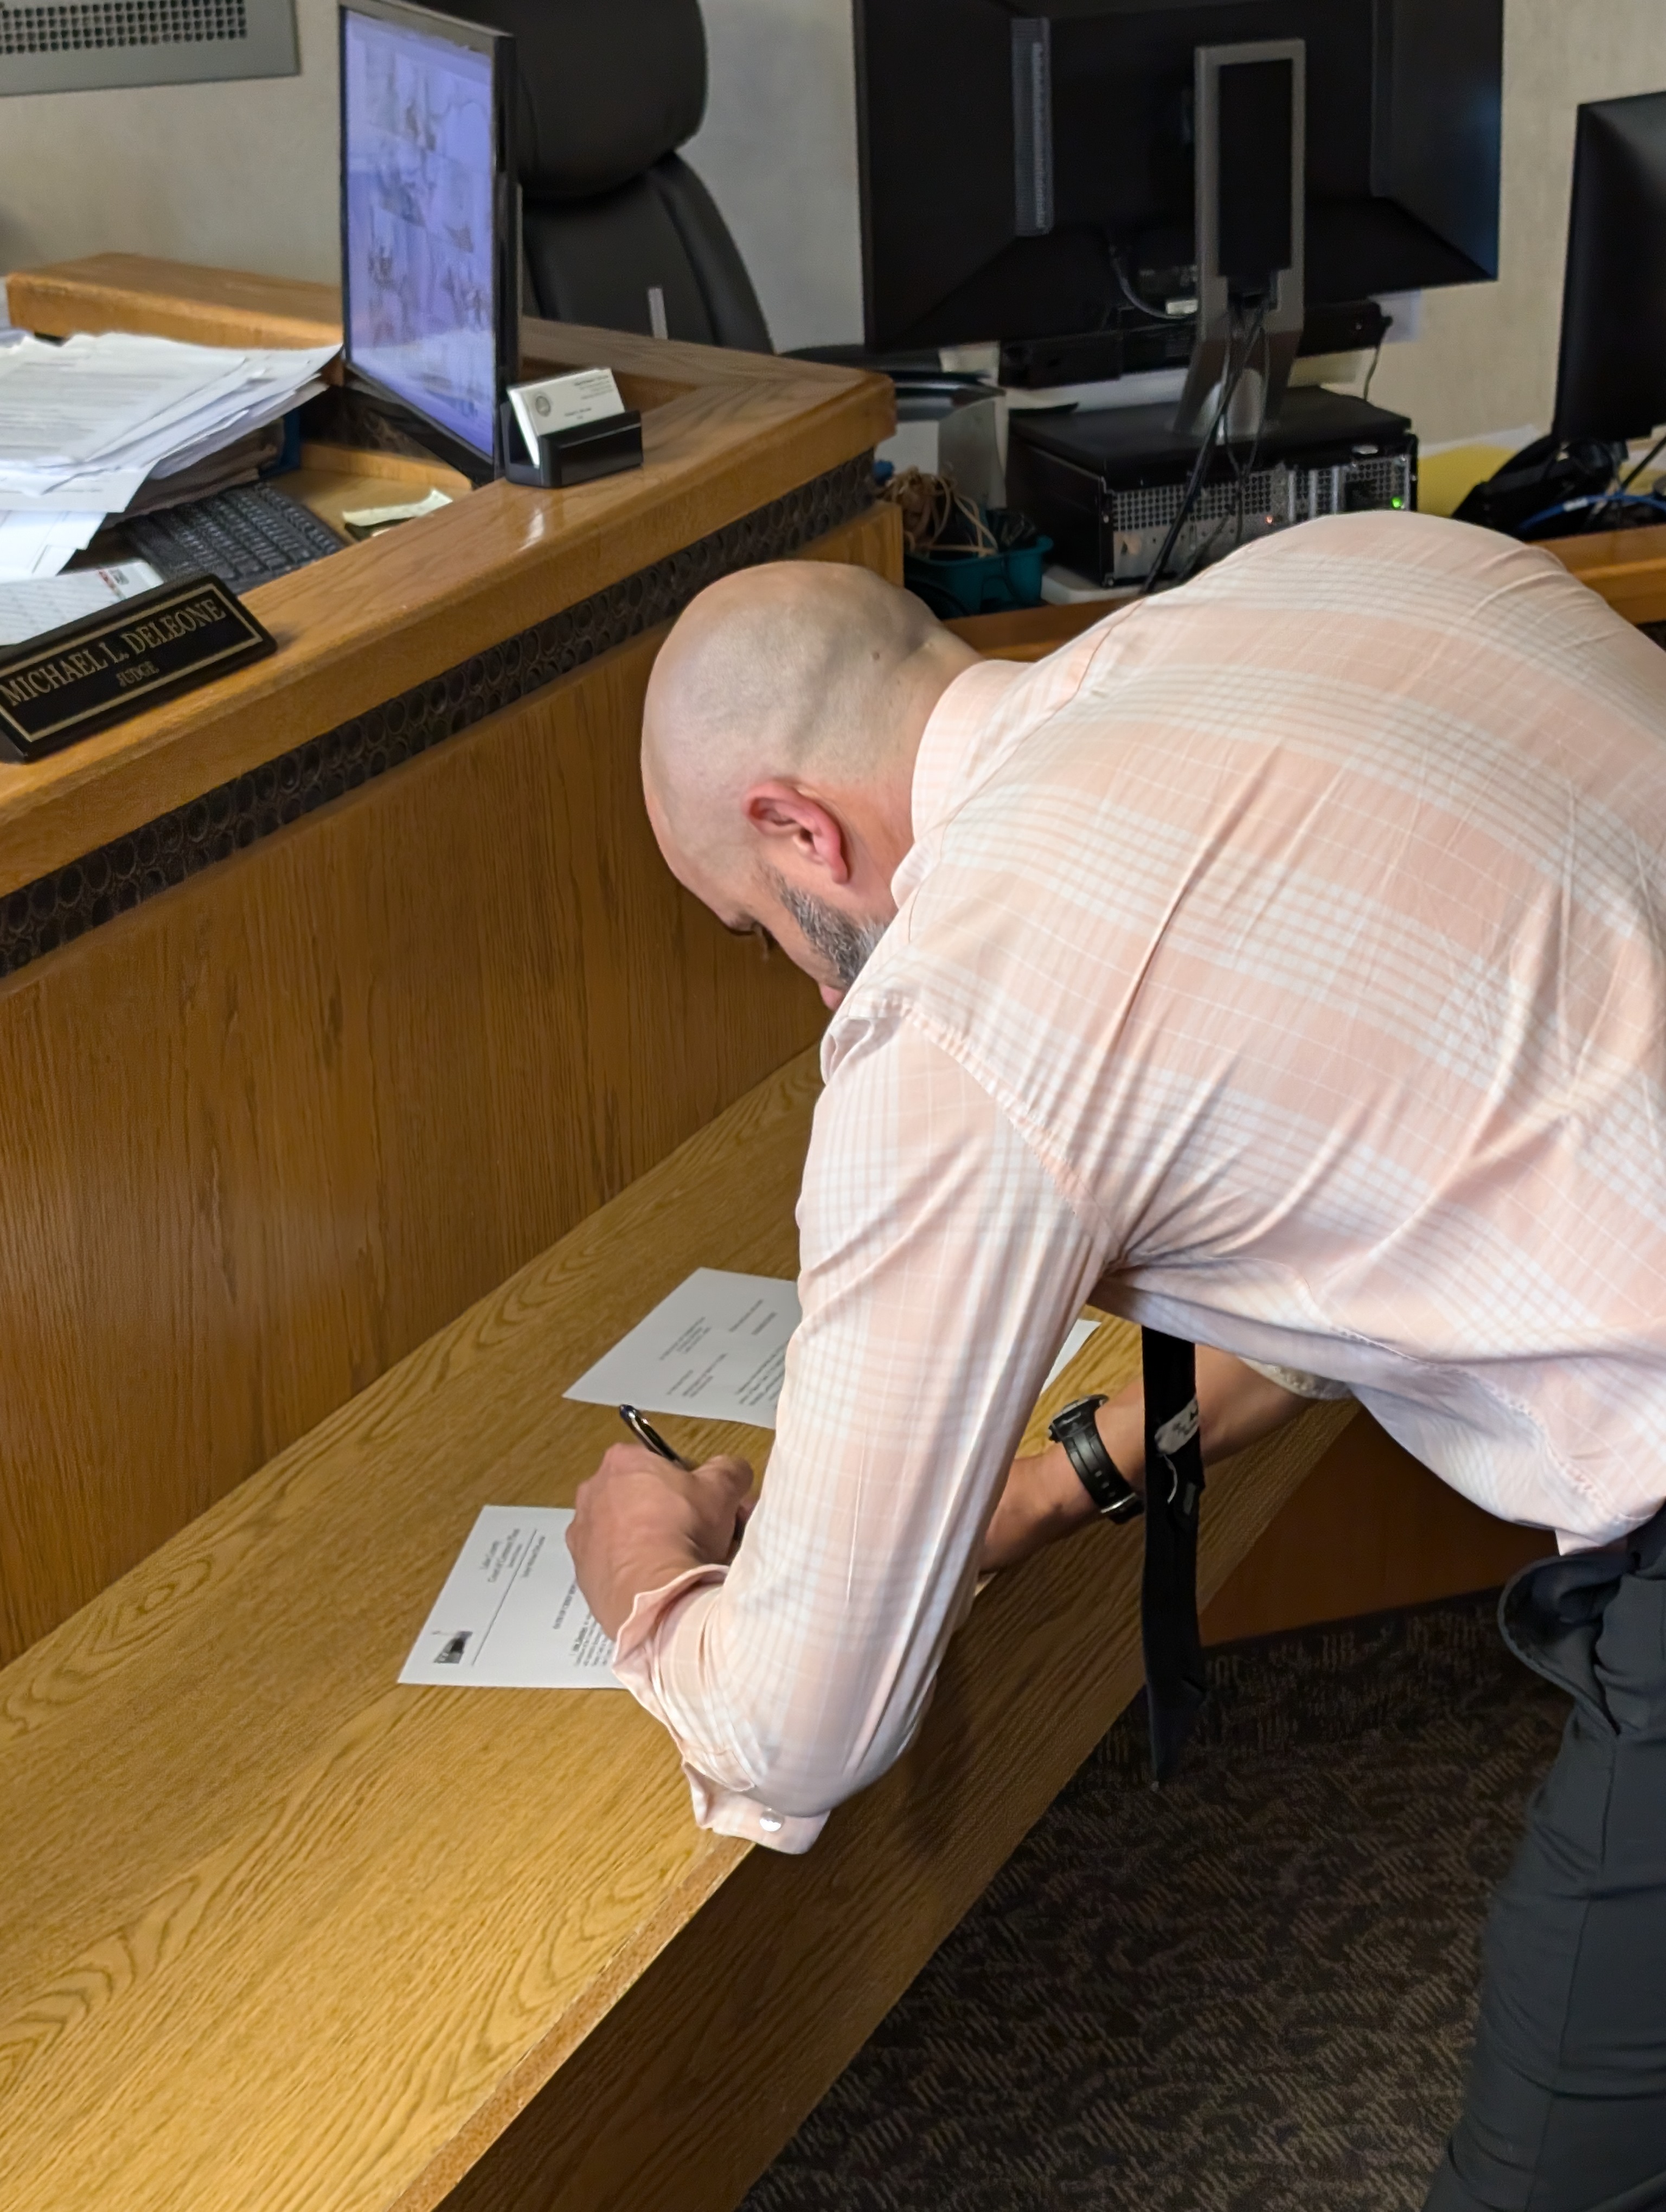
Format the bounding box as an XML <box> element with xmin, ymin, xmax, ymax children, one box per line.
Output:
<box><xmin>1425</xmin><ymin>1503</ymin><xmax>1666</xmax><ymax>2211</ymax></box>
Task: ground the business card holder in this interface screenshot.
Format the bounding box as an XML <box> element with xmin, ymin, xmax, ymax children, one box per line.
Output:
<box><xmin>498</xmin><ymin>402</ymin><xmax>643</xmax><ymax>489</ymax></box>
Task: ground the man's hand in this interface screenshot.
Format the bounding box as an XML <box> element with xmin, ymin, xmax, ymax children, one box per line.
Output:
<box><xmin>568</xmin><ymin>1443</ymin><xmax>754</xmax><ymax>1639</ymax></box>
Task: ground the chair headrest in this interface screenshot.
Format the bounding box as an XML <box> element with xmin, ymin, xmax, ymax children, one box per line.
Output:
<box><xmin>444</xmin><ymin>0</ymin><xmax>708</xmax><ymax>201</ymax></box>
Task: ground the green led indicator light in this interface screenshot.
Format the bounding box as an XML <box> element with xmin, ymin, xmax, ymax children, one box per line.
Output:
<box><xmin>1391</xmin><ymin>496</ymin><xmax>1405</xmax><ymax>509</ymax></box>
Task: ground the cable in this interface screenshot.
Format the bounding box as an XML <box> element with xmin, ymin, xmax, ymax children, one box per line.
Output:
<box><xmin>1622</xmin><ymin>428</ymin><xmax>1666</xmax><ymax>491</ymax></box>
<box><xmin>1140</xmin><ymin>307</ymin><xmax>1254</xmax><ymax>595</ymax></box>
<box><xmin>1139</xmin><ymin>302</ymin><xmax>1266</xmax><ymax>597</ymax></box>
<box><xmin>1106</xmin><ymin>244</ymin><xmax>1186</xmax><ymax>329</ymax></box>
<box><xmin>1361</xmin><ymin>331</ymin><xmax>1386</xmax><ymax>404</ymax></box>
<box><xmin>1110</xmin><ymin>251</ymin><xmax>1182</xmax><ymax>326</ymax></box>
<box><xmin>1516</xmin><ymin>491</ymin><xmax>1666</xmax><ymax>537</ymax></box>
<box><xmin>1228</xmin><ymin>312</ymin><xmax>1273</xmax><ymax>557</ymax></box>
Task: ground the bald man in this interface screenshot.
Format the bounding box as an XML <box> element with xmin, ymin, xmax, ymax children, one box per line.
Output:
<box><xmin>569</xmin><ymin>513</ymin><xmax>1666</xmax><ymax>2212</ymax></box>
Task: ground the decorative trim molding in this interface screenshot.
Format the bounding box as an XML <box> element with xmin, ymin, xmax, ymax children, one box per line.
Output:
<box><xmin>0</xmin><ymin>454</ymin><xmax>874</xmax><ymax>979</ymax></box>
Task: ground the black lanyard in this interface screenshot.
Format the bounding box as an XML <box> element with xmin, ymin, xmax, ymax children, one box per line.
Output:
<box><xmin>1140</xmin><ymin>1329</ymin><xmax>1209</xmax><ymax>1781</ymax></box>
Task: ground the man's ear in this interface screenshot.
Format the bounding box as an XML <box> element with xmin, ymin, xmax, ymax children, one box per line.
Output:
<box><xmin>742</xmin><ymin>780</ymin><xmax>853</xmax><ymax>885</ymax></box>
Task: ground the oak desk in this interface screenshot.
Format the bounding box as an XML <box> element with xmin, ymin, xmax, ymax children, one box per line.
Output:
<box><xmin>0</xmin><ymin>1046</ymin><xmax>1357</xmax><ymax>2212</ymax></box>
<box><xmin>1543</xmin><ymin>517</ymin><xmax>1666</xmax><ymax>626</ymax></box>
<box><xmin>0</xmin><ymin>258</ymin><xmax>895</xmax><ymax>1663</ymax></box>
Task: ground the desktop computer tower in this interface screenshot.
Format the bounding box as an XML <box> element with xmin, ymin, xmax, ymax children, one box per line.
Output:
<box><xmin>1007</xmin><ymin>387</ymin><xmax>1418</xmax><ymax>589</ymax></box>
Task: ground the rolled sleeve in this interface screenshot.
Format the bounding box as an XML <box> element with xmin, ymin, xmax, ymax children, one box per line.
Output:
<box><xmin>611</xmin><ymin>1013</ymin><xmax>1101</xmax><ymax>1849</ymax></box>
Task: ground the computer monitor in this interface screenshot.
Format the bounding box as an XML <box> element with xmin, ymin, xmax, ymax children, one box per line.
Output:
<box><xmin>855</xmin><ymin>0</ymin><xmax>1502</xmax><ymax>357</ymax></box>
<box><xmin>1553</xmin><ymin>92</ymin><xmax>1666</xmax><ymax>446</ymax></box>
<box><xmin>339</xmin><ymin>0</ymin><xmax>521</xmax><ymax>476</ymax></box>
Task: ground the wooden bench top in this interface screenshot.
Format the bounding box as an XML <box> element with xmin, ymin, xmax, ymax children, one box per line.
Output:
<box><xmin>0</xmin><ymin>1045</ymin><xmax>1353</xmax><ymax>2212</ymax></box>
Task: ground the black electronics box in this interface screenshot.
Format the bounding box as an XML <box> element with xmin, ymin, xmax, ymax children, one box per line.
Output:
<box><xmin>1006</xmin><ymin>387</ymin><xmax>1418</xmax><ymax>589</ymax></box>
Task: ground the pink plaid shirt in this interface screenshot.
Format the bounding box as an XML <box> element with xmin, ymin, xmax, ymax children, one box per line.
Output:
<box><xmin>616</xmin><ymin>513</ymin><xmax>1666</xmax><ymax>1853</ymax></box>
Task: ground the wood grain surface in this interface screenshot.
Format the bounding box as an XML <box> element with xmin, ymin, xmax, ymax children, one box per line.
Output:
<box><xmin>0</xmin><ymin>1046</ymin><xmax>1353</xmax><ymax>2212</ymax></box>
<box><xmin>0</xmin><ymin>309</ymin><xmax>892</xmax><ymax>898</ymax></box>
<box><xmin>1543</xmin><ymin>521</ymin><xmax>1666</xmax><ymax>626</ymax></box>
<box><xmin>4</xmin><ymin>252</ymin><xmax>344</xmax><ymax>353</ymax></box>
<box><xmin>0</xmin><ymin>502</ymin><xmax>898</xmax><ymax>1663</ymax></box>
<box><xmin>1202</xmin><ymin>1409</ymin><xmax>1546</xmax><ymax>1644</ymax></box>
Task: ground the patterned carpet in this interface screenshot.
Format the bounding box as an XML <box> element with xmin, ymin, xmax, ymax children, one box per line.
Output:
<box><xmin>745</xmin><ymin>1594</ymin><xmax>1569</xmax><ymax>2212</ymax></box>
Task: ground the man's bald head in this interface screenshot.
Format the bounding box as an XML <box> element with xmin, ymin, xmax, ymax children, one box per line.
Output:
<box><xmin>643</xmin><ymin>562</ymin><xmax>952</xmax><ymax>852</ymax></box>
<box><xmin>639</xmin><ymin>561</ymin><xmax>978</xmax><ymax>1007</ymax></box>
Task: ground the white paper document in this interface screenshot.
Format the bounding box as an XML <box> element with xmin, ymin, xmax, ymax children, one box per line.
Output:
<box><xmin>0</xmin><ymin>509</ymin><xmax>103</xmax><ymax>582</ymax></box>
<box><xmin>565</xmin><ymin>1267</ymin><xmax>802</xmax><ymax>1429</ymax></box>
<box><xmin>0</xmin><ymin>333</ymin><xmax>337</xmax><ymax>562</ymax></box>
<box><xmin>1045</xmin><ymin>1316</ymin><xmax>1102</xmax><ymax>1388</ymax></box>
<box><xmin>399</xmin><ymin>1506</ymin><xmax>620</xmax><ymax>1689</ymax></box>
<box><xmin>567</xmin><ymin>1271</ymin><xmax>1101</xmax><ymax>1433</ymax></box>
<box><xmin>0</xmin><ymin>558</ymin><xmax>161</xmax><ymax>643</ymax></box>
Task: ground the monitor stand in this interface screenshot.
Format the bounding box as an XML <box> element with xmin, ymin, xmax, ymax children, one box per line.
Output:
<box><xmin>1173</xmin><ymin>38</ymin><xmax>1308</xmax><ymax>441</ymax></box>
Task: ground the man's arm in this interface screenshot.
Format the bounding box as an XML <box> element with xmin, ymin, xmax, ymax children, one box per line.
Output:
<box><xmin>572</xmin><ymin>1018</ymin><xmax>1103</xmax><ymax>1850</ymax></box>
<box><xmin>981</xmin><ymin>1348</ymin><xmax>1313</xmax><ymax>1571</ymax></box>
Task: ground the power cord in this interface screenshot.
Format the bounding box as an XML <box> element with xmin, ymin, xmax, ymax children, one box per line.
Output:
<box><xmin>1139</xmin><ymin>302</ymin><xmax>1267</xmax><ymax>597</ymax></box>
<box><xmin>1108</xmin><ymin>246</ymin><xmax>1186</xmax><ymax>327</ymax></box>
<box><xmin>1623</xmin><ymin>429</ymin><xmax>1666</xmax><ymax>491</ymax></box>
<box><xmin>1360</xmin><ymin>325</ymin><xmax>1387</xmax><ymax>404</ymax></box>
<box><xmin>1227</xmin><ymin>312</ymin><xmax>1272</xmax><ymax>558</ymax></box>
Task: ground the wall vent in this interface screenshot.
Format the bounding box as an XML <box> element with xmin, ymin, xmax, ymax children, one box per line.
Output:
<box><xmin>1</xmin><ymin>0</ymin><xmax>292</xmax><ymax>88</ymax></box>
<box><xmin>3</xmin><ymin>1</ymin><xmax>248</xmax><ymax>54</ymax></box>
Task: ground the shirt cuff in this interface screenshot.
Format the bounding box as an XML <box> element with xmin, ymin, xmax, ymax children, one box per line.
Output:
<box><xmin>611</xmin><ymin>1565</ymin><xmax>828</xmax><ymax>1856</ymax></box>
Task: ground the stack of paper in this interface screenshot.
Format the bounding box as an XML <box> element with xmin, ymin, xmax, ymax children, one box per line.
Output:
<box><xmin>0</xmin><ymin>560</ymin><xmax>162</xmax><ymax>648</ymax></box>
<box><xmin>0</xmin><ymin>331</ymin><xmax>338</xmax><ymax>581</ymax></box>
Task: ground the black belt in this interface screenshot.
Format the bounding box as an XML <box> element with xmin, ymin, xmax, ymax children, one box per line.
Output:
<box><xmin>1049</xmin><ymin>1327</ymin><xmax>1208</xmax><ymax>1781</ymax></box>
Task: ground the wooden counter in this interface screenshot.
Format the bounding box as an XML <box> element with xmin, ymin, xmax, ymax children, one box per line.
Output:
<box><xmin>0</xmin><ymin>1045</ymin><xmax>1356</xmax><ymax>2212</ymax></box>
<box><xmin>1543</xmin><ymin>516</ymin><xmax>1666</xmax><ymax>626</ymax></box>
<box><xmin>0</xmin><ymin>259</ymin><xmax>896</xmax><ymax>1663</ymax></box>
<box><xmin>5</xmin><ymin>251</ymin><xmax>343</xmax><ymax>355</ymax></box>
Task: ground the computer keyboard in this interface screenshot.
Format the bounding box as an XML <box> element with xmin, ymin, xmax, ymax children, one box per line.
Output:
<box><xmin>120</xmin><ymin>484</ymin><xmax>344</xmax><ymax>592</ymax></box>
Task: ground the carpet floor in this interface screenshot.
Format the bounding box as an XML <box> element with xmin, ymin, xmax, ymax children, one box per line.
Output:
<box><xmin>744</xmin><ymin>1593</ymin><xmax>1569</xmax><ymax>2212</ymax></box>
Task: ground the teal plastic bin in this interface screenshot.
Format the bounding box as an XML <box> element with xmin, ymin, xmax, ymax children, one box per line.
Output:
<box><xmin>902</xmin><ymin>506</ymin><xmax>1053</xmax><ymax>620</ymax></box>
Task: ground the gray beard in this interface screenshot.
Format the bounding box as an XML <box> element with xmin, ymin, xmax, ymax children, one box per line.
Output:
<box><xmin>771</xmin><ymin>875</ymin><xmax>888</xmax><ymax>990</ymax></box>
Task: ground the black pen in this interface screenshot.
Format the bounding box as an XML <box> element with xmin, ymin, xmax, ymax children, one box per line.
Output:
<box><xmin>618</xmin><ymin>1403</ymin><xmax>693</xmax><ymax>1469</ymax></box>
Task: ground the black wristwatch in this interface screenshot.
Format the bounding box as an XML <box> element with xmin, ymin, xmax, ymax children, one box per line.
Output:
<box><xmin>1048</xmin><ymin>1394</ymin><xmax>1144</xmax><ymax>1523</ymax></box>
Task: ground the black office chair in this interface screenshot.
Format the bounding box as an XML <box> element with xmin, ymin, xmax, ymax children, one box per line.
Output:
<box><xmin>448</xmin><ymin>0</ymin><xmax>772</xmax><ymax>353</ymax></box>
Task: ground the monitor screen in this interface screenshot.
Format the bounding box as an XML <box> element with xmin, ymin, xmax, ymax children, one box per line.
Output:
<box><xmin>341</xmin><ymin>1</ymin><xmax>511</xmax><ymax>462</ymax></box>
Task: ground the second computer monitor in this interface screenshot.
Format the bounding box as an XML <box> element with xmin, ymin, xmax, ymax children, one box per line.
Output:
<box><xmin>1553</xmin><ymin>92</ymin><xmax>1666</xmax><ymax>446</ymax></box>
<box><xmin>339</xmin><ymin>0</ymin><xmax>521</xmax><ymax>474</ymax></box>
<box><xmin>855</xmin><ymin>0</ymin><xmax>1502</xmax><ymax>356</ymax></box>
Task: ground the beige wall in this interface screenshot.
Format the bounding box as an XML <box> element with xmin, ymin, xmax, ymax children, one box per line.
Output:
<box><xmin>0</xmin><ymin>0</ymin><xmax>341</xmax><ymax>286</ymax></box>
<box><xmin>4</xmin><ymin>0</ymin><xmax>1666</xmax><ymax>445</ymax></box>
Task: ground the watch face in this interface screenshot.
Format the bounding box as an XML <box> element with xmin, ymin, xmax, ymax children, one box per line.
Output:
<box><xmin>1049</xmin><ymin>1394</ymin><xmax>1107</xmax><ymax>1439</ymax></box>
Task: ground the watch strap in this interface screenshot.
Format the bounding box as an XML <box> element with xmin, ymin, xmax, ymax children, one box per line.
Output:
<box><xmin>1048</xmin><ymin>1394</ymin><xmax>1144</xmax><ymax>1523</ymax></box>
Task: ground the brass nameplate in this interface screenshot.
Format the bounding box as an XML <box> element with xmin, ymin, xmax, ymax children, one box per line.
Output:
<box><xmin>0</xmin><ymin>574</ymin><xmax>276</xmax><ymax>763</ymax></box>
